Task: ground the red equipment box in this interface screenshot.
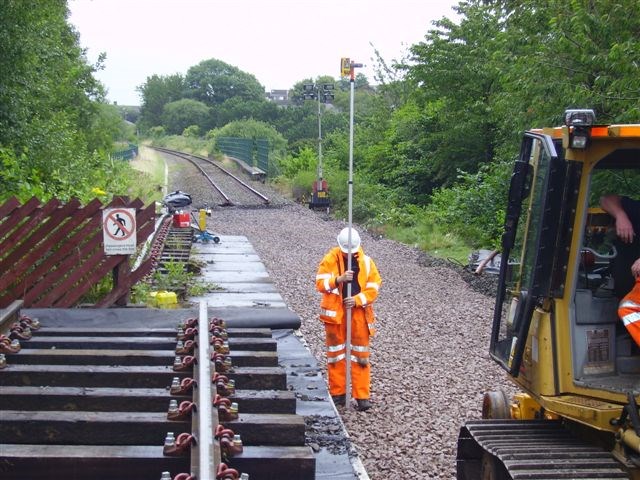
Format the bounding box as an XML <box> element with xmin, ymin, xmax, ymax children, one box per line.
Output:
<box><xmin>172</xmin><ymin>212</ymin><xmax>190</xmax><ymax>228</ymax></box>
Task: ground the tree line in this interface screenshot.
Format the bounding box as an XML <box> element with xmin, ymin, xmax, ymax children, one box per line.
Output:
<box><xmin>2</xmin><ymin>0</ymin><xmax>639</xmax><ymax>254</ymax></box>
<box><xmin>139</xmin><ymin>0</ymin><xmax>640</xmax><ymax>250</ymax></box>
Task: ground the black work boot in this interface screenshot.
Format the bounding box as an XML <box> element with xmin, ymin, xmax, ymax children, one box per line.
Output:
<box><xmin>356</xmin><ymin>399</ymin><xmax>371</xmax><ymax>411</ymax></box>
<box><xmin>331</xmin><ymin>394</ymin><xmax>346</xmax><ymax>406</ymax></box>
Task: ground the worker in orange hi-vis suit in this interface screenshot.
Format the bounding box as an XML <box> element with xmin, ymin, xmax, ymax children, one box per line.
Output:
<box><xmin>601</xmin><ymin>194</ymin><xmax>640</xmax><ymax>346</ymax></box>
<box><xmin>315</xmin><ymin>227</ymin><xmax>382</xmax><ymax>411</ymax></box>
<box><xmin>619</xmin><ymin>279</ymin><xmax>640</xmax><ymax>346</ymax></box>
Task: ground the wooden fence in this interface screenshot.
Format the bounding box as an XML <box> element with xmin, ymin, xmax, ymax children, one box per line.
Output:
<box><xmin>0</xmin><ymin>196</ymin><xmax>157</xmax><ymax>308</ymax></box>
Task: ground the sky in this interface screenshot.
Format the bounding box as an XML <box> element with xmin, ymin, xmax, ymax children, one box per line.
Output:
<box><xmin>68</xmin><ymin>0</ymin><xmax>460</xmax><ymax>106</ymax></box>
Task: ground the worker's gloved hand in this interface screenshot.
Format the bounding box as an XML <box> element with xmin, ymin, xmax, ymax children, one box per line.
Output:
<box><xmin>338</xmin><ymin>270</ymin><xmax>354</xmax><ymax>284</ymax></box>
<box><xmin>343</xmin><ymin>297</ymin><xmax>356</xmax><ymax>308</ymax></box>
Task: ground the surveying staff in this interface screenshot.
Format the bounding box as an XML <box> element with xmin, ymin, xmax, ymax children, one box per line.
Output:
<box><xmin>315</xmin><ymin>227</ymin><xmax>382</xmax><ymax>411</ymax></box>
<box><xmin>600</xmin><ymin>194</ymin><xmax>640</xmax><ymax>346</ymax></box>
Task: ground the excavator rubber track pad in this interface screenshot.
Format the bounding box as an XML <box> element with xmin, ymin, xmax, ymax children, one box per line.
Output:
<box><xmin>457</xmin><ymin>419</ymin><xmax>628</xmax><ymax>479</ymax></box>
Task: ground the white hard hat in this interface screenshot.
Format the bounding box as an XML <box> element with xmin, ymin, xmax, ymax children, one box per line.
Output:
<box><xmin>337</xmin><ymin>227</ymin><xmax>361</xmax><ymax>254</ymax></box>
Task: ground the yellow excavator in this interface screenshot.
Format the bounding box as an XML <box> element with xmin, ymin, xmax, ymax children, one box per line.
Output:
<box><xmin>457</xmin><ymin>110</ymin><xmax>640</xmax><ymax>479</ymax></box>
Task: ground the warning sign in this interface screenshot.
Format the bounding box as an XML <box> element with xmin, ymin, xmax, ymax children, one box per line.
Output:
<box><xmin>103</xmin><ymin>208</ymin><xmax>137</xmax><ymax>255</ymax></box>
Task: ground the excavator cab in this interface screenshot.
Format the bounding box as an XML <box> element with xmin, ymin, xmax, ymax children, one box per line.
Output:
<box><xmin>457</xmin><ymin>110</ymin><xmax>640</xmax><ymax>479</ymax></box>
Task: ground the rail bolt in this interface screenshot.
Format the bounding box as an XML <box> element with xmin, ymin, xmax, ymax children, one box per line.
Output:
<box><xmin>164</xmin><ymin>432</ymin><xmax>176</xmax><ymax>448</ymax></box>
<box><xmin>160</xmin><ymin>472</ymin><xmax>172</xmax><ymax>480</ymax></box>
<box><xmin>170</xmin><ymin>377</ymin><xmax>182</xmax><ymax>393</ymax></box>
<box><xmin>0</xmin><ymin>354</ymin><xmax>6</xmax><ymax>369</ymax></box>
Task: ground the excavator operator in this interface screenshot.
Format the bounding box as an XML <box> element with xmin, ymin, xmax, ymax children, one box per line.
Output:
<box><xmin>600</xmin><ymin>194</ymin><xmax>640</xmax><ymax>346</ymax></box>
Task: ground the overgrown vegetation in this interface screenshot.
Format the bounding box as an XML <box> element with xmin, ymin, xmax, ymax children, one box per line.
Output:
<box><xmin>0</xmin><ymin>0</ymin><xmax>140</xmax><ymax>204</ymax></box>
<box><xmin>132</xmin><ymin>1</ymin><xmax>640</xmax><ymax>261</ymax></box>
<box><xmin>3</xmin><ymin>0</ymin><xmax>640</xmax><ymax>263</ymax></box>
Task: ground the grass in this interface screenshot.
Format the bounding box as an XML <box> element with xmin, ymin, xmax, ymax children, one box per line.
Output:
<box><xmin>380</xmin><ymin>218</ymin><xmax>471</xmax><ymax>265</ymax></box>
<box><xmin>128</xmin><ymin>145</ymin><xmax>166</xmax><ymax>203</ymax></box>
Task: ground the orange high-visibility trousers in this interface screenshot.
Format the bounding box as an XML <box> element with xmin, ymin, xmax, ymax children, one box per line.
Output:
<box><xmin>324</xmin><ymin>306</ymin><xmax>371</xmax><ymax>400</ymax></box>
<box><xmin>618</xmin><ymin>278</ymin><xmax>640</xmax><ymax>347</ymax></box>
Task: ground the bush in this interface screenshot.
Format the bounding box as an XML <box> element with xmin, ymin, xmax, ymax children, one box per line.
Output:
<box><xmin>426</xmin><ymin>159</ymin><xmax>512</xmax><ymax>249</ymax></box>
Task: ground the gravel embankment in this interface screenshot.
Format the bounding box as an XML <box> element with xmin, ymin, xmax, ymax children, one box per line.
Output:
<box><xmin>160</xmin><ymin>149</ymin><xmax>513</xmax><ymax>479</ymax></box>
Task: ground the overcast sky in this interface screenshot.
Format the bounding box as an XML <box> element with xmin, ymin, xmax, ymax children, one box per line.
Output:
<box><xmin>68</xmin><ymin>0</ymin><xmax>459</xmax><ymax>106</ymax></box>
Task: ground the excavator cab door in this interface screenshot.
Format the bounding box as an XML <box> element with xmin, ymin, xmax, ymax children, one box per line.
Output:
<box><xmin>490</xmin><ymin>133</ymin><xmax>566</xmax><ymax>376</ymax></box>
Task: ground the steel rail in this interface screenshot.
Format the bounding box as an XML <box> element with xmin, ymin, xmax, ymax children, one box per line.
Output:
<box><xmin>191</xmin><ymin>300</ymin><xmax>217</xmax><ymax>478</ymax></box>
<box><xmin>0</xmin><ymin>300</ymin><xmax>23</xmax><ymax>335</ymax></box>
<box><xmin>153</xmin><ymin>146</ymin><xmax>270</xmax><ymax>205</ymax></box>
<box><xmin>153</xmin><ymin>147</ymin><xmax>232</xmax><ymax>205</ymax></box>
<box><xmin>186</xmin><ymin>152</ymin><xmax>270</xmax><ymax>205</ymax></box>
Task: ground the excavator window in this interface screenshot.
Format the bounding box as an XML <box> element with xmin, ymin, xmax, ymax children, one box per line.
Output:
<box><xmin>491</xmin><ymin>133</ymin><xmax>564</xmax><ymax>376</ymax></box>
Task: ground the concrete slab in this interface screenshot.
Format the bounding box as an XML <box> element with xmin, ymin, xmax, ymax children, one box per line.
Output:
<box><xmin>203</xmin><ymin>262</ymin><xmax>267</xmax><ymax>273</ymax></box>
<box><xmin>190</xmin><ymin>235</ymin><xmax>290</xmax><ymax>309</ymax></box>
<box><xmin>202</xmin><ymin>271</ymin><xmax>271</xmax><ymax>283</ymax></box>
<box><xmin>190</xmin><ymin>293</ymin><xmax>287</xmax><ymax>309</ymax></box>
<box><xmin>197</xmin><ymin>253</ymin><xmax>262</xmax><ymax>263</ymax></box>
<box><xmin>212</xmin><ymin>283</ymin><xmax>280</xmax><ymax>293</ymax></box>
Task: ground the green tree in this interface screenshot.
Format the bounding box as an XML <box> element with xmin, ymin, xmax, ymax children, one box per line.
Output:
<box><xmin>137</xmin><ymin>73</ymin><xmax>185</xmax><ymax>131</ymax></box>
<box><xmin>162</xmin><ymin>98</ymin><xmax>211</xmax><ymax>135</ymax></box>
<box><xmin>0</xmin><ymin>0</ymin><xmax>126</xmax><ymax>202</ymax></box>
<box><xmin>184</xmin><ymin>58</ymin><xmax>265</xmax><ymax>107</ymax></box>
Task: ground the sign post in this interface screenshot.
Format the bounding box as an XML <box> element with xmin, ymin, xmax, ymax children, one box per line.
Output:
<box><xmin>102</xmin><ymin>208</ymin><xmax>137</xmax><ymax>255</ymax></box>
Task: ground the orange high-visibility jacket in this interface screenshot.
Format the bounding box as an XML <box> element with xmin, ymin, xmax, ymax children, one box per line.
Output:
<box><xmin>618</xmin><ymin>278</ymin><xmax>640</xmax><ymax>347</ymax></box>
<box><xmin>315</xmin><ymin>246</ymin><xmax>381</xmax><ymax>326</ymax></box>
<box><xmin>315</xmin><ymin>246</ymin><xmax>382</xmax><ymax>399</ymax></box>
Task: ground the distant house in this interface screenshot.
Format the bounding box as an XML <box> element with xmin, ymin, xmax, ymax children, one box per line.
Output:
<box><xmin>265</xmin><ymin>89</ymin><xmax>290</xmax><ymax>106</ymax></box>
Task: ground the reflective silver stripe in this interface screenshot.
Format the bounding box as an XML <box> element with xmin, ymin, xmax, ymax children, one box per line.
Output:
<box><xmin>331</xmin><ymin>288</ymin><xmax>339</xmax><ymax>295</ymax></box>
<box><xmin>357</xmin><ymin>292</ymin><xmax>367</xmax><ymax>306</ymax></box>
<box><xmin>326</xmin><ymin>343</ymin><xmax>346</xmax><ymax>352</ymax></box>
<box><xmin>621</xmin><ymin>312</ymin><xmax>640</xmax><ymax>327</ymax></box>
<box><xmin>351</xmin><ymin>344</ymin><xmax>370</xmax><ymax>353</ymax></box>
<box><xmin>327</xmin><ymin>353</ymin><xmax>369</xmax><ymax>365</ymax></box>
<box><xmin>366</xmin><ymin>282</ymin><xmax>379</xmax><ymax>291</ymax></box>
<box><xmin>316</xmin><ymin>273</ymin><xmax>331</xmax><ymax>280</ymax></box>
<box><xmin>351</xmin><ymin>354</ymin><xmax>369</xmax><ymax>365</ymax></box>
<box><xmin>321</xmin><ymin>308</ymin><xmax>338</xmax><ymax>318</ymax></box>
<box><xmin>364</xmin><ymin>256</ymin><xmax>371</xmax><ymax>275</ymax></box>
<box><xmin>323</xmin><ymin>278</ymin><xmax>332</xmax><ymax>290</ymax></box>
<box><xmin>619</xmin><ymin>300</ymin><xmax>640</xmax><ymax>309</ymax></box>
<box><xmin>327</xmin><ymin>353</ymin><xmax>345</xmax><ymax>363</ymax></box>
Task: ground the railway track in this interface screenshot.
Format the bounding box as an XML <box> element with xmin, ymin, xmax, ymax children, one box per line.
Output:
<box><xmin>0</xmin><ymin>222</ymin><xmax>316</xmax><ymax>479</ymax></box>
<box><xmin>152</xmin><ymin>147</ymin><xmax>270</xmax><ymax>208</ymax></box>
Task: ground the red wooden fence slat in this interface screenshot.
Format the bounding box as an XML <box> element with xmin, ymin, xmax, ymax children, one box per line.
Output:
<box><xmin>53</xmin><ymin>254</ymin><xmax>124</xmax><ymax>308</ymax></box>
<box><xmin>0</xmin><ymin>199</ymin><xmax>103</xmax><ymax>296</ymax></box>
<box><xmin>2</xmin><ymin>216</ymin><xmax>102</xmax><ymax>305</ymax></box>
<box><xmin>0</xmin><ymin>196</ymin><xmax>20</xmax><ymax>218</ymax></box>
<box><xmin>0</xmin><ymin>200</ymin><xmax>62</xmax><ymax>259</ymax></box>
<box><xmin>28</xmin><ymin>223</ymin><xmax>106</xmax><ymax>307</ymax></box>
<box><xmin>0</xmin><ymin>197</ymin><xmax>42</xmax><ymax>251</ymax></box>
<box><xmin>0</xmin><ymin>197</ymin><xmax>159</xmax><ymax>308</ymax></box>
<box><xmin>0</xmin><ymin>199</ymin><xmax>82</xmax><ymax>290</ymax></box>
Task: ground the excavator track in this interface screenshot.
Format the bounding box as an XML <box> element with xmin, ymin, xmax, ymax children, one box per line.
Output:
<box><xmin>456</xmin><ymin>419</ymin><xmax>629</xmax><ymax>479</ymax></box>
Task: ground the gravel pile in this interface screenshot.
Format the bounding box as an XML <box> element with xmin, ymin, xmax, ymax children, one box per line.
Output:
<box><xmin>162</xmin><ymin>150</ymin><xmax>514</xmax><ymax>479</ymax></box>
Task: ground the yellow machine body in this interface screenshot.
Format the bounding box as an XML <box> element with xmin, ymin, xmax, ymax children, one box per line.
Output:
<box><xmin>457</xmin><ymin>117</ymin><xmax>640</xmax><ymax>479</ymax></box>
